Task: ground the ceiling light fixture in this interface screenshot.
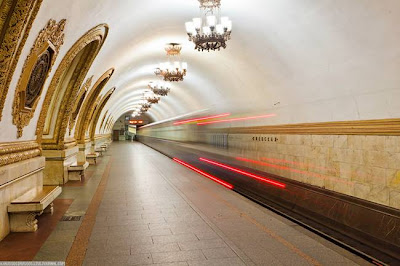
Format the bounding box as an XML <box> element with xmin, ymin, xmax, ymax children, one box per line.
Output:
<box><xmin>144</xmin><ymin>90</ymin><xmax>161</xmax><ymax>104</ymax></box>
<box><xmin>155</xmin><ymin>43</ymin><xmax>187</xmax><ymax>82</ymax></box>
<box><xmin>185</xmin><ymin>0</ymin><xmax>232</xmax><ymax>52</ymax></box>
<box><xmin>148</xmin><ymin>81</ymin><xmax>171</xmax><ymax>96</ymax></box>
<box><xmin>138</xmin><ymin>99</ymin><xmax>151</xmax><ymax>113</ymax></box>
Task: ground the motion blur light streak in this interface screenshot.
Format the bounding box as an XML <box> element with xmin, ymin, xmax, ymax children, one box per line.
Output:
<box><xmin>173</xmin><ymin>158</ymin><xmax>234</xmax><ymax>189</ymax></box>
<box><xmin>173</xmin><ymin>113</ymin><xmax>231</xmax><ymax>125</ymax></box>
<box><xmin>261</xmin><ymin>157</ymin><xmax>332</xmax><ymax>172</ymax></box>
<box><xmin>197</xmin><ymin>114</ymin><xmax>276</xmax><ymax>125</ymax></box>
<box><xmin>236</xmin><ymin>157</ymin><xmax>354</xmax><ymax>186</ymax></box>
<box><xmin>199</xmin><ymin>157</ymin><xmax>286</xmax><ymax>188</ymax></box>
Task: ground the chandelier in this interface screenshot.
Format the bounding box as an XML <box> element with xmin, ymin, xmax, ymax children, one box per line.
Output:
<box><xmin>138</xmin><ymin>99</ymin><xmax>151</xmax><ymax>113</ymax></box>
<box><xmin>144</xmin><ymin>90</ymin><xmax>161</xmax><ymax>104</ymax></box>
<box><xmin>140</xmin><ymin>104</ymin><xmax>151</xmax><ymax>113</ymax></box>
<box><xmin>131</xmin><ymin>106</ymin><xmax>142</xmax><ymax>117</ymax></box>
<box><xmin>155</xmin><ymin>43</ymin><xmax>187</xmax><ymax>82</ymax></box>
<box><xmin>185</xmin><ymin>0</ymin><xmax>232</xmax><ymax>52</ymax></box>
<box><xmin>199</xmin><ymin>0</ymin><xmax>220</xmax><ymax>8</ymax></box>
<box><xmin>148</xmin><ymin>81</ymin><xmax>171</xmax><ymax>96</ymax></box>
<box><xmin>131</xmin><ymin>111</ymin><xmax>141</xmax><ymax>117</ymax></box>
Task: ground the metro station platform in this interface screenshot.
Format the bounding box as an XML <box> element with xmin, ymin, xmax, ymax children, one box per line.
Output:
<box><xmin>0</xmin><ymin>142</ymin><xmax>370</xmax><ymax>265</ymax></box>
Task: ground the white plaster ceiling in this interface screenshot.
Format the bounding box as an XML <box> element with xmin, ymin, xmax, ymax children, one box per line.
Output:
<box><xmin>1</xmin><ymin>0</ymin><xmax>400</xmax><ymax>141</ymax></box>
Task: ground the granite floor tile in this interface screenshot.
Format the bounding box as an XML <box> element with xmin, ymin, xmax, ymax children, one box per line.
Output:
<box><xmin>202</xmin><ymin>247</ymin><xmax>237</xmax><ymax>260</ymax></box>
<box><xmin>85</xmin><ymin>245</ymin><xmax>130</xmax><ymax>258</ymax></box>
<box><xmin>152</xmin><ymin>233</ymin><xmax>199</xmax><ymax>244</ymax></box>
<box><xmin>178</xmin><ymin>239</ymin><xmax>228</xmax><ymax>251</ymax></box>
<box><xmin>131</xmin><ymin>228</ymin><xmax>172</xmax><ymax>237</ymax></box>
<box><xmin>194</xmin><ymin>230</ymin><xmax>220</xmax><ymax>240</ymax></box>
<box><xmin>131</xmin><ymin>243</ymin><xmax>180</xmax><ymax>254</ymax></box>
<box><xmin>151</xmin><ymin>250</ymin><xmax>206</xmax><ymax>264</ymax></box>
<box><xmin>188</xmin><ymin>257</ymin><xmax>246</xmax><ymax>266</ymax></box>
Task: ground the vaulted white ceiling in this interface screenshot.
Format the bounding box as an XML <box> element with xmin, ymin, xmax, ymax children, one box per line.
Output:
<box><xmin>2</xmin><ymin>0</ymin><xmax>400</xmax><ymax>141</ymax></box>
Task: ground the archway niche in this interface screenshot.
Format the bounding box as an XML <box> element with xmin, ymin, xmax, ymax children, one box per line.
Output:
<box><xmin>74</xmin><ymin>68</ymin><xmax>114</xmax><ymax>165</ymax></box>
<box><xmin>36</xmin><ymin>24</ymin><xmax>109</xmax><ymax>185</ymax></box>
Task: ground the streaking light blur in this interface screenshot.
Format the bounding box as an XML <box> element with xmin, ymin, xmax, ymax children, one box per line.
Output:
<box><xmin>236</xmin><ymin>156</ymin><xmax>353</xmax><ymax>186</ymax></box>
<box><xmin>197</xmin><ymin>114</ymin><xmax>276</xmax><ymax>125</ymax></box>
<box><xmin>173</xmin><ymin>113</ymin><xmax>231</xmax><ymax>125</ymax></box>
<box><xmin>199</xmin><ymin>157</ymin><xmax>286</xmax><ymax>188</ymax></box>
<box><xmin>173</xmin><ymin>158</ymin><xmax>234</xmax><ymax>189</ymax></box>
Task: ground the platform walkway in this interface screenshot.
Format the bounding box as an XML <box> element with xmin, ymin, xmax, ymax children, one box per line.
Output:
<box><xmin>0</xmin><ymin>141</ymin><xmax>371</xmax><ymax>265</ymax></box>
<box><xmin>80</xmin><ymin>142</ymin><xmax>368</xmax><ymax>266</ymax></box>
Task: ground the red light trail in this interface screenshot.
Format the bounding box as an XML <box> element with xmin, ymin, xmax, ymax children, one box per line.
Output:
<box><xmin>173</xmin><ymin>158</ymin><xmax>234</xmax><ymax>189</ymax></box>
<box><xmin>197</xmin><ymin>114</ymin><xmax>276</xmax><ymax>125</ymax></box>
<box><xmin>199</xmin><ymin>157</ymin><xmax>286</xmax><ymax>188</ymax></box>
<box><xmin>235</xmin><ymin>156</ymin><xmax>353</xmax><ymax>186</ymax></box>
<box><xmin>173</xmin><ymin>113</ymin><xmax>231</xmax><ymax>125</ymax></box>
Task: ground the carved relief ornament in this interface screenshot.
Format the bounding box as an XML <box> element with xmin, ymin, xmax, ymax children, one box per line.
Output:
<box><xmin>12</xmin><ymin>19</ymin><xmax>66</xmax><ymax>138</ymax></box>
<box><xmin>0</xmin><ymin>0</ymin><xmax>43</xmax><ymax>120</ymax></box>
<box><xmin>0</xmin><ymin>141</ymin><xmax>41</xmax><ymax>167</ymax></box>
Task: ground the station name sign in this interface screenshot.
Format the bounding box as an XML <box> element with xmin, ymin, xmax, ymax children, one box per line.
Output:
<box><xmin>129</xmin><ymin>120</ymin><xmax>143</xmax><ymax>125</ymax></box>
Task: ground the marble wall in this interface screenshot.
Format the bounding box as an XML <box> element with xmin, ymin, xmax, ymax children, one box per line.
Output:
<box><xmin>138</xmin><ymin>126</ymin><xmax>400</xmax><ymax>209</ymax></box>
<box><xmin>226</xmin><ymin>134</ymin><xmax>400</xmax><ymax>209</ymax></box>
<box><xmin>0</xmin><ymin>157</ymin><xmax>45</xmax><ymax>240</ymax></box>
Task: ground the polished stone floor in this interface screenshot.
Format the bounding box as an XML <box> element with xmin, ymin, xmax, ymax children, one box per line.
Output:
<box><xmin>0</xmin><ymin>141</ymin><xmax>372</xmax><ymax>265</ymax></box>
<box><xmin>82</xmin><ymin>142</ymin><xmax>369</xmax><ymax>266</ymax></box>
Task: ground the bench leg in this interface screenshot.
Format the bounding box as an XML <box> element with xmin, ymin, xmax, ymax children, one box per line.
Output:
<box><xmin>87</xmin><ymin>157</ymin><xmax>97</xmax><ymax>165</ymax></box>
<box><xmin>69</xmin><ymin>170</ymin><xmax>82</xmax><ymax>181</ymax></box>
<box><xmin>44</xmin><ymin>203</ymin><xmax>54</xmax><ymax>215</ymax></box>
<box><xmin>9</xmin><ymin>211</ymin><xmax>42</xmax><ymax>232</ymax></box>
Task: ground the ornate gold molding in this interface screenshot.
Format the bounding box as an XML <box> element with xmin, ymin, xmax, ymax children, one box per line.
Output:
<box><xmin>94</xmin><ymin>134</ymin><xmax>111</xmax><ymax>141</ymax></box>
<box><xmin>36</xmin><ymin>24</ymin><xmax>109</xmax><ymax>150</ymax></box>
<box><xmin>103</xmin><ymin>114</ymin><xmax>111</xmax><ymax>133</ymax></box>
<box><xmin>0</xmin><ymin>141</ymin><xmax>41</xmax><ymax>167</ymax></box>
<box><xmin>68</xmin><ymin>76</ymin><xmax>93</xmax><ymax>135</ymax></box>
<box><xmin>12</xmin><ymin>19</ymin><xmax>66</xmax><ymax>138</ymax></box>
<box><xmin>75</xmin><ymin>68</ymin><xmax>114</xmax><ymax>143</ymax></box>
<box><xmin>89</xmin><ymin>87</ymin><xmax>115</xmax><ymax>139</ymax></box>
<box><xmin>64</xmin><ymin>138</ymin><xmax>77</xmax><ymax>149</ymax></box>
<box><xmin>202</xmin><ymin>118</ymin><xmax>400</xmax><ymax>136</ymax></box>
<box><xmin>107</xmin><ymin>118</ymin><xmax>115</xmax><ymax>132</ymax></box>
<box><xmin>139</xmin><ymin>118</ymin><xmax>400</xmax><ymax>136</ymax></box>
<box><xmin>0</xmin><ymin>0</ymin><xmax>43</xmax><ymax>120</ymax></box>
<box><xmin>99</xmin><ymin>110</ymin><xmax>108</xmax><ymax>133</ymax></box>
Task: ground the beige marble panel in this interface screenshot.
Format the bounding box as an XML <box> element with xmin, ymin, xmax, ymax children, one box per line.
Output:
<box><xmin>42</xmin><ymin>146</ymin><xmax>78</xmax><ymax>185</ymax></box>
<box><xmin>0</xmin><ymin>157</ymin><xmax>44</xmax><ymax>240</ymax></box>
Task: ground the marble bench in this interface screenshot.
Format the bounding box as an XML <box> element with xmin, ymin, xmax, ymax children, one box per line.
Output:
<box><xmin>87</xmin><ymin>152</ymin><xmax>100</xmax><ymax>165</ymax></box>
<box><xmin>94</xmin><ymin>148</ymin><xmax>104</xmax><ymax>156</ymax></box>
<box><xmin>67</xmin><ymin>161</ymin><xmax>89</xmax><ymax>181</ymax></box>
<box><xmin>8</xmin><ymin>186</ymin><xmax>62</xmax><ymax>232</ymax></box>
<box><xmin>100</xmin><ymin>144</ymin><xmax>108</xmax><ymax>151</ymax></box>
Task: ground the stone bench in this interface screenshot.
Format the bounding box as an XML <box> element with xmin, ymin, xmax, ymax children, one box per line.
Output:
<box><xmin>95</xmin><ymin>147</ymin><xmax>104</xmax><ymax>156</ymax></box>
<box><xmin>67</xmin><ymin>161</ymin><xmax>89</xmax><ymax>181</ymax></box>
<box><xmin>87</xmin><ymin>152</ymin><xmax>99</xmax><ymax>165</ymax></box>
<box><xmin>8</xmin><ymin>186</ymin><xmax>62</xmax><ymax>232</ymax></box>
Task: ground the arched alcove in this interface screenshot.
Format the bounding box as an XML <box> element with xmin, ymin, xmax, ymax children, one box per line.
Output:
<box><xmin>74</xmin><ymin>68</ymin><xmax>114</xmax><ymax>144</ymax></box>
<box><xmin>36</xmin><ymin>24</ymin><xmax>109</xmax><ymax>150</ymax></box>
<box><xmin>88</xmin><ymin>87</ymin><xmax>115</xmax><ymax>140</ymax></box>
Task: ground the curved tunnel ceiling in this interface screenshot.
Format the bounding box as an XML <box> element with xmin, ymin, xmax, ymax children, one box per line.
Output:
<box><xmin>34</xmin><ymin>0</ymin><xmax>400</xmax><ymax>133</ymax></box>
